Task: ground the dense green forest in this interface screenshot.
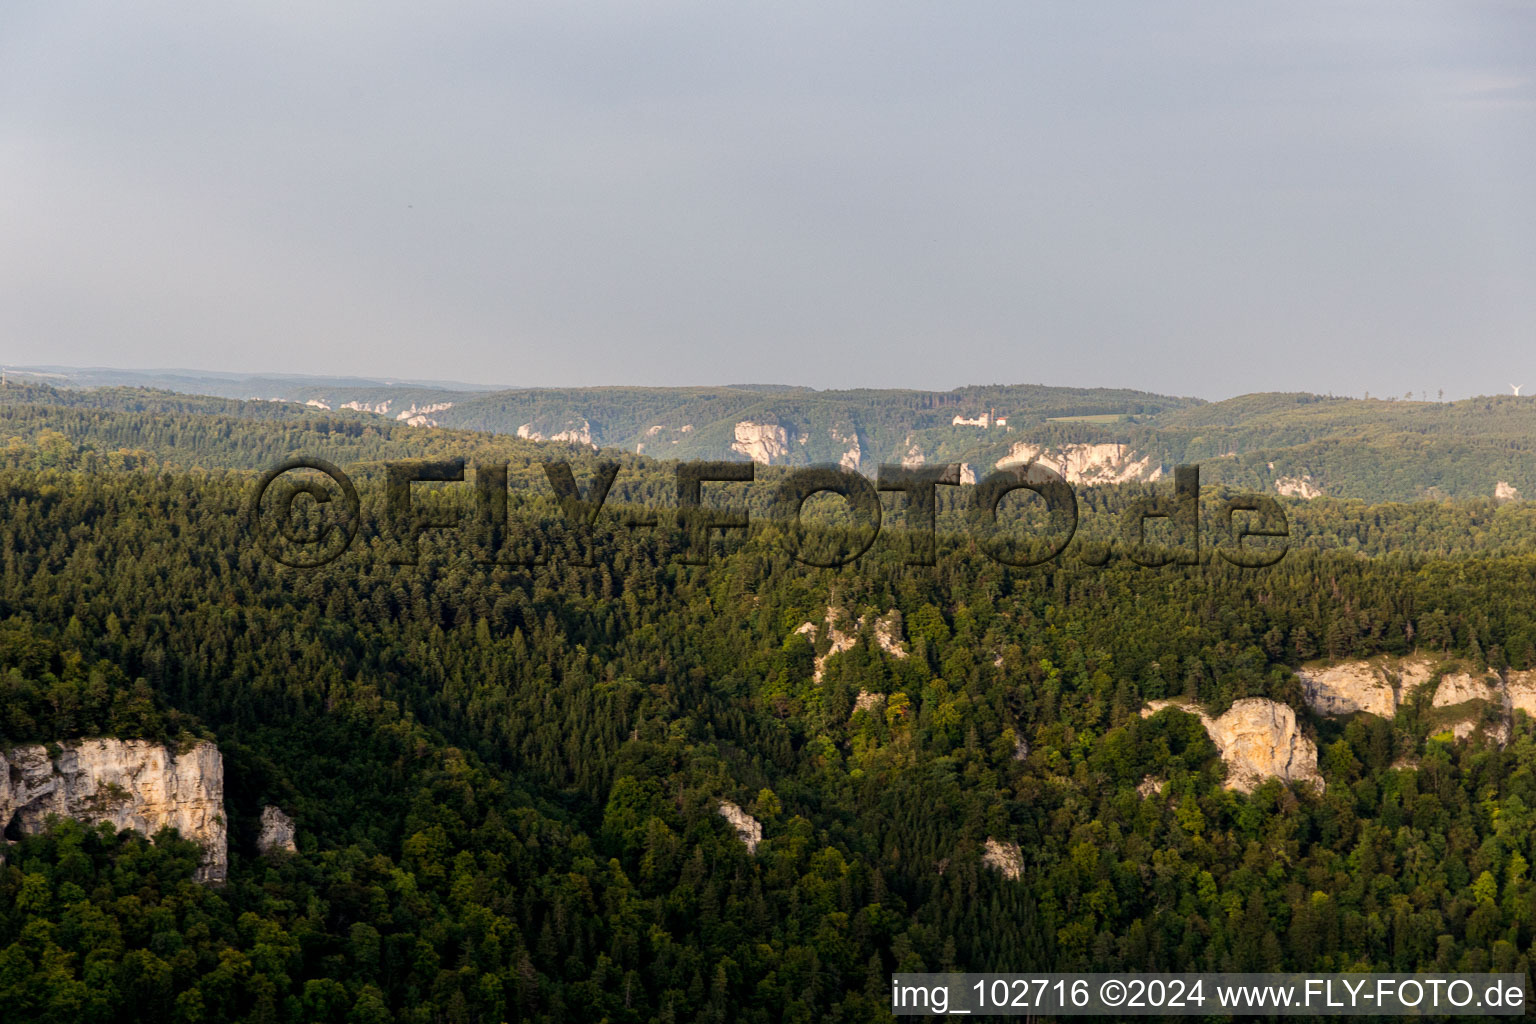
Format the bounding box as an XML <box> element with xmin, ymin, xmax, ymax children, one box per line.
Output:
<box><xmin>3</xmin><ymin>387</ymin><xmax>1536</xmax><ymax>1021</ymax></box>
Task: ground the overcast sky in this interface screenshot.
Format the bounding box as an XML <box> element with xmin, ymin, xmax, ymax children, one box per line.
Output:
<box><xmin>2</xmin><ymin>2</ymin><xmax>1533</xmax><ymax>399</ymax></box>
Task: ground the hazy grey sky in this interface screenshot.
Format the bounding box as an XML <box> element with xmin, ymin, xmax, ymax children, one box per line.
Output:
<box><xmin>3</xmin><ymin>2</ymin><xmax>1533</xmax><ymax>398</ymax></box>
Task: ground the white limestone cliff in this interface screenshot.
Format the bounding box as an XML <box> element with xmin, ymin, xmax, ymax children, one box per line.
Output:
<box><xmin>1275</xmin><ymin>476</ymin><xmax>1323</xmax><ymax>500</ymax></box>
<box><xmin>731</xmin><ymin>422</ymin><xmax>793</xmax><ymax>464</ymax></box>
<box><xmin>257</xmin><ymin>805</ymin><xmax>298</xmax><ymax>855</ymax></box>
<box><xmin>1506</xmin><ymin>671</ymin><xmax>1536</xmax><ymax>717</ymax></box>
<box><xmin>793</xmin><ymin>607</ymin><xmax>908</xmax><ymax>683</ymax></box>
<box><xmin>1301</xmin><ymin>656</ymin><xmax>1522</xmax><ymax>747</ymax></box>
<box><xmin>830</xmin><ymin>427</ymin><xmax>862</xmax><ymax>471</ymax></box>
<box><xmin>1142</xmin><ymin>698</ymin><xmax>1323</xmax><ymax>794</ymax></box>
<box><xmin>517</xmin><ymin>419</ymin><xmax>596</xmax><ymax>447</ymax></box>
<box><xmin>872</xmin><ymin>611</ymin><xmax>910</xmax><ymax>660</ymax></box>
<box><xmin>717</xmin><ymin>800</ymin><xmax>762</xmax><ymax>854</ymax></box>
<box><xmin>341</xmin><ymin>399</ymin><xmax>391</xmax><ymax>415</ymax></box>
<box><xmin>1</xmin><ymin>739</ymin><xmax>226</xmax><ymax>882</ymax></box>
<box><xmin>981</xmin><ymin>838</ymin><xmax>1023</xmax><ymax>881</ymax></box>
<box><xmin>1433</xmin><ymin>671</ymin><xmax>1502</xmax><ymax>708</ymax></box>
<box><xmin>1496</xmin><ymin>481</ymin><xmax>1521</xmax><ymax>503</ymax></box>
<box><xmin>395</xmin><ymin>401</ymin><xmax>453</xmax><ymax>428</ymax></box>
<box><xmin>1297</xmin><ymin>656</ymin><xmax>1437</xmax><ymax>718</ymax></box>
<box><xmin>995</xmin><ymin>442</ymin><xmax>1161</xmax><ymax>485</ymax></box>
<box><xmin>852</xmin><ymin>690</ymin><xmax>885</xmax><ymax>716</ymax></box>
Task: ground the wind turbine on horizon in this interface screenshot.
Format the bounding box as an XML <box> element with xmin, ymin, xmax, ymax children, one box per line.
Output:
<box><xmin>1513</xmin><ymin>383</ymin><xmax>1525</xmax><ymax>397</ymax></box>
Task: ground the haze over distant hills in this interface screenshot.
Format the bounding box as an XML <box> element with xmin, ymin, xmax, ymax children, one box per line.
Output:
<box><xmin>6</xmin><ymin>365</ymin><xmax>506</xmax><ymax>397</ymax></box>
<box><xmin>8</xmin><ymin>365</ymin><xmax>1536</xmax><ymax>504</ymax></box>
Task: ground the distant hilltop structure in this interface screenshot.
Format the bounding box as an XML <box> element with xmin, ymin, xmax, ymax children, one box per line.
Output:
<box><xmin>952</xmin><ymin>407</ymin><xmax>1008</xmax><ymax>428</ymax></box>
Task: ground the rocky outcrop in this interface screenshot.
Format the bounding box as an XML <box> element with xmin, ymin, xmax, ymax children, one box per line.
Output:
<box><xmin>1297</xmin><ymin>656</ymin><xmax>1436</xmax><ymax>718</ymax></box>
<box><xmin>2</xmin><ymin>739</ymin><xmax>226</xmax><ymax>882</ymax></box>
<box><xmin>793</xmin><ymin>607</ymin><xmax>908</xmax><ymax>682</ymax></box>
<box><xmin>1209</xmin><ymin>699</ymin><xmax>1323</xmax><ymax>793</ymax></box>
<box><xmin>257</xmin><ymin>805</ymin><xmax>298</xmax><ymax>855</ymax></box>
<box><xmin>1303</xmin><ymin>657</ymin><xmax>1522</xmax><ymax>747</ymax></box>
<box><xmin>395</xmin><ymin>401</ymin><xmax>453</xmax><ymax>428</ymax></box>
<box><xmin>1275</xmin><ymin>476</ymin><xmax>1322</xmax><ymax>500</ymax></box>
<box><xmin>830</xmin><ymin>427</ymin><xmax>862</xmax><ymax>472</ymax></box>
<box><xmin>1496</xmin><ymin>481</ymin><xmax>1521</xmax><ymax>503</ymax></box>
<box><xmin>852</xmin><ymin>690</ymin><xmax>885</xmax><ymax>716</ymax></box>
<box><xmin>517</xmin><ymin>419</ymin><xmax>596</xmax><ymax>447</ymax></box>
<box><xmin>637</xmin><ymin>423</ymin><xmax>691</xmax><ymax>455</ymax></box>
<box><xmin>981</xmin><ymin>838</ymin><xmax>1023</xmax><ymax>880</ymax></box>
<box><xmin>1506</xmin><ymin>671</ymin><xmax>1536</xmax><ymax>717</ymax></box>
<box><xmin>959</xmin><ymin>463</ymin><xmax>977</xmax><ymax>485</ymax></box>
<box><xmin>872</xmin><ymin>611</ymin><xmax>909</xmax><ymax>660</ymax></box>
<box><xmin>341</xmin><ymin>399</ymin><xmax>391</xmax><ymax>415</ymax></box>
<box><xmin>1142</xmin><ymin>698</ymin><xmax>1322</xmax><ymax>794</ymax></box>
<box><xmin>731</xmin><ymin>421</ymin><xmax>793</xmax><ymax>464</ymax></box>
<box><xmin>1433</xmin><ymin>671</ymin><xmax>1502</xmax><ymax>708</ymax></box>
<box><xmin>1137</xmin><ymin>776</ymin><xmax>1165</xmax><ymax>798</ymax></box>
<box><xmin>717</xmin><ymin>800</ymin><xmax>762</xmax><ymax>854</ymax></box>
<box><xmin>995</xmin><ymin>443</ymin><xmax>1161</xmax><ymax>485</ymax></box>
<box><xmin>336</xmin><ymin>398</ymin><xmax>451</xmax><ymax>427</ymax></box>
<box><xmin>900</xmin><ymin>437</ymin><xmax>925</xmax><ymax>469</ymax></box>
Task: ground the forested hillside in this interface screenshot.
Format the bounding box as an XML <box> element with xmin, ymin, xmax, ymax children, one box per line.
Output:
<box><xmin>3</xmin><ymin>386</ymin><xmax>1536</xmax><ymax>1021</ymax></box>
<box><xmin>17</xmin><ymin>371</ymin><xmax>1536</xmax><ymax>503</ymax></box>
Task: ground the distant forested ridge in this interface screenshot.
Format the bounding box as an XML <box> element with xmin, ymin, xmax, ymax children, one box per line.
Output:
<box><xmin>14</xmin><ymin>371</ymin><xmax>1536</xmax><ymax>503</ymax></box>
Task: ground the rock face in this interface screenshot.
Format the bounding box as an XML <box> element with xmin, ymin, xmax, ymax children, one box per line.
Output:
<box><xmin>871</xmin><ymin>611</ymin><xmax>909</xmax><ymax>660</ymax></box>
<box><xmin>1496</xmin><ymin>481</ymin><xmax>1521</xmax><ymax>503</ymax></box>
<box><xmin>829</xmin><ymin>427</ymin><xmax>862</xmax><ymax>471</ymax></box>
<box><xmin>994</xmin><ymin>443</ymin><xmax>1160</xmax><ymax>485</ymax></box>
<box><xmin>341</xmin><ymin>399</ymin><xmax>391</xmax><ymax>415</ymax></box>
<box><xmin>731</xmin><ymin>421</ymin><xmax>792</xmax><ymax>464</ymax></box>
<box><xmin>717</xmin><ymin>800</ymin><xmax>762</xmax><ymax>854</ymax></box>
<box><xmin>1433</xmin><ymin>671</ymin><xmax>1501</xmax><ymax>707</ymax></box>
<box><xmin>1142</xmin><ymin>698</ymin><xmax>1323</xmax><ymax>794</ymax></box>
<box><xmin>793</xmin><ymin>607</ymin><xmax>909</xmax><ymax>682</ymax></box>
<box><xmin>852</xmin><ymin>690</ymin><xmax>885</xmax><ymax>716</ymax></box>
<box><xmin>981</xmin><ymin>838</ymin><xmax>1023</xmax><ymax>881</ymax></box>
<box><xmin>1303</xmin><ymin>657</ymin><xmax>1523</xmax><ymax>747</ymax></box>
<box><xmin>1275</xmin><ymin>476</ymin><xmax>1323</xmax><ymax>499</ymax></box>
<box><xmin>257</xmin><ymin>805</ymin><xmax>298</xmax><ymax>855</ymax></box>
<box><xmin>959</xmin><ymin>463</ymin><xmax>977</xmax><ymax>485</ymax></box>
<box><xmin>517</xmin><ymin>418</ymin><xmax>596</xmax><ymax>447</ymax></box>
<box><xmin>395</xmin><ymin>401</ymin><xmax>453</xmax><ymax>427</ymax></box>
<box><xmin>1506</xmin><ymin>671</ymin><xmax>1536</xmax><ymax>717</ymax></box>
<box><xmin>1297</xmin><ymin>656</ymin><xmax>1436</xmax><ymax>718</ymax></box>
<box><xmin>336</xmin><ymin>398</ymin><xmax>452</xmax><ymax>428</ymax></box>
<box><xmin>1208</xmin><ymin>699</ymin><xmax>1323</xmax><ymax>793</ymax></box>
<box><xmin>1</xmin><ymin>739</ymin><xmax>226</xmax><ymax>882</ymax></box>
